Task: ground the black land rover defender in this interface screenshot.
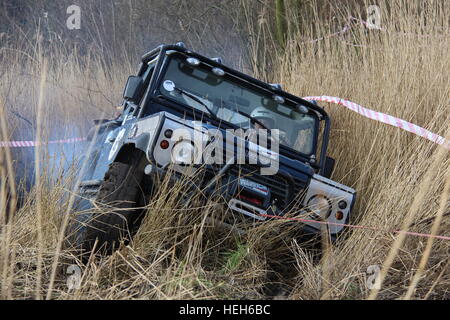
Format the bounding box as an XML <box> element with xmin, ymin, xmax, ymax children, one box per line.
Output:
<box><xmin>68</xmin><ymin>43</ymin><xmax>356</xmax><ymax>256</ymax></box>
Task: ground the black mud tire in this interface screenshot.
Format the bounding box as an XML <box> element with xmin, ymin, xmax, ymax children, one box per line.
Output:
<box><xmin>77</xmin><ymin>152</ymin><xmax>148</xmax><ymax>259</ymax></box>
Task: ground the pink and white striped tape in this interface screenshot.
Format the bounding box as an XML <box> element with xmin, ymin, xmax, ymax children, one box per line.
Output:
<box><xmin>304</xmin><ymin>16</ymin><xmax>448</xmax><ymax>44</ymax></box>
<box><xmin>0</xmin><ymin>97</ymin><xmax>448</xmax><ymax>149</ymax></box>
<box><xmin>303</xmin><ymin>95</ymin><xmax>449</xmax><ymax>149</ymax></box>
<box><xmin>0</xmin><ymin>137</ymin><xmax>86</xmax><ymax>148</ymax></box>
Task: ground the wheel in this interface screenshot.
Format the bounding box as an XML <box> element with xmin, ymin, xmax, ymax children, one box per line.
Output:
<box><xmin>68</xmin><ymin>151</ymin><xmax>149</xmax><ymax>260</ymax></box>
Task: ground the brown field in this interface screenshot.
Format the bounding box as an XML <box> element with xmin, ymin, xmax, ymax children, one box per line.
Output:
<box><xmin>0</xmin><ymin>0</ymin><xmax>448</xmax><ymax>299</ymax></box>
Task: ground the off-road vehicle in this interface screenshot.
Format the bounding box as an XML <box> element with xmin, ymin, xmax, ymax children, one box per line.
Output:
<box><xmin>68</xmin><ymin>43</ymin><xmax>356</xmax><ymax>256</ymax></box>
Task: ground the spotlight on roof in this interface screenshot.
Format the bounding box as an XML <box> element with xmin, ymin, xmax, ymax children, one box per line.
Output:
<box><xmin>270</xmin><ymin>83</ymin><xmax>282</xmax><ymax>90</ymax></box>
<box><xmin>186</xmin><ymin>57</ymin><xmax>200</xmax><ymax>66</ymax></box>
<box><xmin>296</xmin><ymin>104</ymin><xmax>309</xmax><ymax>114</ymax></box>
<box><xmin>175</xmin><ymin>42</ymin><xmax>186</xmax><ymax>48</ymax></box>
<box><xmin>211</xmin><ymin>57</ymin><xmax>223</xmax><ymax>64</ymax></box>
<box><xmin>212</xmin><ymin>67</ymin><xmax>225</xmax><ymax>77</ymax></box>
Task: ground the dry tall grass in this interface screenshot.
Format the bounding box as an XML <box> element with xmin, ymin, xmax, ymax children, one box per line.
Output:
<box><xmin>0</xmin><ymin>0</ymin><xmax>448</xmax><ymax>300</ymax></box>
<box><xmin>265</xmin><ymin>0</ymin><xmax>449</xmax><ymax>299</ymax></box>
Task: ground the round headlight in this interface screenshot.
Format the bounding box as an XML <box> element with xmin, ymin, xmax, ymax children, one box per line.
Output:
<box><xmin>171</xmin><ymin>140</ymin><xmax>196</xmax><ymax>164</ymax></box>
<box><xmin>307</xmin><ymin>195</ymin><xmax>332</xmax><ymax>220</ymax></box>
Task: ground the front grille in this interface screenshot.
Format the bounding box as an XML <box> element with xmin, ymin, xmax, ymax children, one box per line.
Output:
<box><xmin>229</xmin><ymin>164</ymin><xmax>291</xmax><ymax>210</ymax></box>
<box><xmin>198</xmin><ymin>162</ymin><xmax>308</xmax><ymax>214</ymax></box>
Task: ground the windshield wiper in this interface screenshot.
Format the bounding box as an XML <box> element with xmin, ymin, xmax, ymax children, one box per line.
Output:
<box><xmin>174</xmin><ymin>87</ymin><xmax>217</xmax><ymax>120</ymax></box>
<box><xmin>236</xmin><ymin>110</ymin><xmax>270</xmax><ymax>131</ymax></box>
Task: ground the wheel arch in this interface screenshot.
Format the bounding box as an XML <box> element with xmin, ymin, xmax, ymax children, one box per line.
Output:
<box><xmin>114</xmin><ymin>143</ymin><xmax>146</xmax><ymax>164</ymax></box>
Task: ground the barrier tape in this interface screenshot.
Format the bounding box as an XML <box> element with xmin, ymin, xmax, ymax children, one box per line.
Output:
<box><xmin>259</xmin><ymin>213</ymin><xmax>450</xmax><ymax>241</ymax></box>
<box><xmin>307</xmin><ymin>22</ymin><xmax>352</xmax><ymax>43</ymax></box>
<box><xmin>0</xmin><ymin>137</ymin><xmax>86</xmax><ymax>148</ymax></box>
<box><xmin>304</xmin><ymin>16</ymin><xmax>373</xmax><ymax>44</ymax></box>
<box><xmin>303</xmin><ymin>96</ymin><xmax>449</xmax><ymax>149</ymax></box>
<box><xmin>1</xmin><ymin>96</ymin><xmax>448</xmax><ymax>149</ymax></box>
<box><xmin>305</xmin><ymin>16</ymin><xmax>448</xmax><ymax>44</ymax></box>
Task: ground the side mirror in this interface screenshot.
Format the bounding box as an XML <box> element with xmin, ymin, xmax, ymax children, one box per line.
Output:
<box><xmin>123</xmin><ymin>76</ymin><xmax>143</xmax><ymax>102</ymax></box>
<box><xmin>323</xmin><ymin>156</ymin><xmax>335</xmax><ymax>178</ymax></box>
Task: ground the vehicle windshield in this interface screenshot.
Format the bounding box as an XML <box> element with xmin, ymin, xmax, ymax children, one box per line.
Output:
<box><xmin>159</xmin><ymin>53</ymin><xmax>318</xmax><ymax>155</ymax></box>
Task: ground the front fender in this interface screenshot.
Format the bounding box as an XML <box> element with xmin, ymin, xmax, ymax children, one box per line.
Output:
<box><xmin>109</xmin><ymin>113</ymin><xmax>163</xmax><ymax>164</ymax></box>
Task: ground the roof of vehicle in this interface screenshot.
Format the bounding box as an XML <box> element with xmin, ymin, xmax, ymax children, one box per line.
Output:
<box><xmin>140</xmin><ymin>44</ymin><xmax>329</xmax><ymax>121</ymax></box>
